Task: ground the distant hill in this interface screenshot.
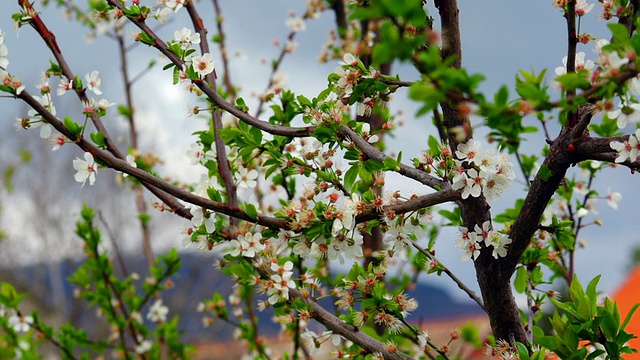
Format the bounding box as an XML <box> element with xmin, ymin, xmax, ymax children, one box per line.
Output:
<box><xmin>1</xmin><ymin>252</ymin><xmax>483</xmax><ymax>343</ymax></box>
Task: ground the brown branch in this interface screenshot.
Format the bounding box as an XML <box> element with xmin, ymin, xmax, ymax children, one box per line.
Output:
<box><xmin>289</xmin><ymin>286</ymin><xmax>413</xmax><ymax>359</ymax></box>
<box><xmin>379</xmin><ymin>78</ymin><xmax>414</xmax><ymax>87</ymax></box>
<box><xmin>211</xmin><ymin>0</ymin><xmax>236</xmax><ymax>101</ymax></box>
<box><xmin>19</xmin><ymin>0</ymin><xmax>125</xmax><ymax>160</ymax></box>
<box><xmin>18</xmin><ymin>1</ymin><xmax>190</xmax><ymax>221</ymax></box>
<box><xmin>412</xmin><ymin>241</ymin><xmax>484</xmax><ymax>309</ymax></box>
<box><xmin>565</xmin><ymin>0</ymin><xmax>579</xmax><ymax>129</ymax></box>
<box><xmin>20</xmin><ymin>88</ymin><xmax>453</xmax><ymax>233</ymax></box>
<box><xmin>340</xmin><ymin>125</ymin><xmax>449</xmax><ymax>190</ymax></box>
<box><xmin>185</xmin><ymin>1</ymin><xmax>239</xmax><ymax>229</ymax></box>
<box><xmin>17</xmin><ymin>90</ymin><xmax>275</xmax><ymax>225</ymax></box>
<box><xmin>330</xmin><ymin>0</ymin><xmax>348</xmax><ymax>40</ymax></box>
<box><xmin>573</xmin><ymin>135</ymin><xmax>640</xmax><ymax>170</ymax></box>
<box><xmin>105</xmin><ymin>0</ymin><xmax>313</xmax><ymax>138</ymax></box>
<box><xmin>115</xmin><ymin>24</ymin><xmax>157</xmax><ymax>270</ymax></box>
<box><xmin>436</xmin><ymin>0</ymin><xmax>528</xmax><ymax>346</ymax></box>
<box><xmin>547</xmin><ymin>66</ymin><xmax>638</xmax><ymax>108</ymax></box>
<box><xmin>252</xmin><ymin>10</ymin><xmax>316</xmax><ymax>118</ymax></box>
<box><xmin>355</xmin><ymin>189</ymin><xmax>459</xmax><ymax>223</ymax></box>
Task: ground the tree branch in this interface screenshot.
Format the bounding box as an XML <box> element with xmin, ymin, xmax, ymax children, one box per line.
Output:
<box><xmin>186</xmin><ymin>1</ymin><xmax>239</xmax><ymax>228</ymax></box>
<box><xmin>412</xmin><ymin>241</ymin><xmax>484</xmax><ymax>309</ymax></box>
<box><xmin>290</xmin><ymin>286</ymin><xmax>413</xmax><ymax>359</ymax></box>
<box><xmin>436</xmin><ymin>0</ymin><xmax>527</xmax><ymax>345</ymax></box>
<box><xmin>211</xmin><ymin>0</ymin><xmax>236</xmax><ymax>101</ymax></box>
<box><xmin>340</xmin><ymin>125</ymin><xmax>449</xmax><ymax>190</ymax></box>
<box><xmin>105</xmin><ymin>0</ymin><xmax>314</xmax><ymax>138</ymax></box>
<box><xmin>18</xmin><ymin>0</ymin><xmax>125</xmax><ymax>160</ymax></box>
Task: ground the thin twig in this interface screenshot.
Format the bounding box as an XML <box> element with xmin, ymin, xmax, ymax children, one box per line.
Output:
<box><xmin>186</xmin><ymin>1</ymin><xmax>239</xmax><ymax>229</ymax></box>
<box><xmin>411</xmin><ymin>242</ymin><xmax>484</xmax><ymax>309</ymax></box>
<box><xmin>211</xmin><ymin>0</ymin><xmax>236</xmax><ymax>101</ymax></box>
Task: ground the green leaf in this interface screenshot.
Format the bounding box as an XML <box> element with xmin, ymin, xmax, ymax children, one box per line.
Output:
<box><xmin>47</xmin><ymin>60</ymin><xmax>63</xmax><ymax>75</ymax></box>
<box><xmin>63</xmin><ymin>117</ymin><xmax>82</xmax><ymax>137</ymax></box>
<box><xmin>363</xmin><ymin>159</ymin><xmax>385</xmax><ymax>173</ymax></box>
<box><xmin>80</xmin><ymin>205</ymin><xmax>94</xmax><ymax>221</ymax></box>
<box><xmin>117</xmin><ymin>105</ymin><xmax>133</xmax><ymax>119</ymax></box>
<box><xmin>409</xmin><ymin>82</ymin><xmax>442</xmax><ymax>113</ymax></box>
<box><xmin>514</xmin><ymin>266</ymin><xmax>528</xmax><ymax>294</ymax></box>
<box><xmin>244</xmin><ymin>203</ymin><xmax>258</xmax><ymax>220</ymax></box>
<box><xmin>438</xmin><ymin>208</ymin><xmax>461</xmax><ymax>226</ymax></box>
<box><xmin>621</xmin><ymin>303</ymin><xmax>640</xmax><ymax>331</ymax></box>
<box><xmin>608</xmin><ymin>23</ymin><xmax>630</xmax><ymax>44</ymax></box>
<box><xmin>0</xmin><ymin>84</ymin><xmax>15</xmax><ymax>94</ymax></box>
<box><xmin>554</xmin><ymin>72</ymin><xmax>591</xmax><ymax>91</ymax></box>
<box><xmin>372</xmin><ymin>42</ymin><xmax>394</xmax><ymax>65</ymax></box>
<box><xmin>90</xmin><ymin>131</ymin><xmax>106</xmax><ymax>148</ymax></box>
<box><xmin>599</xmin><ymin>309</ymin><xmax>619</xmax><ymax>341</ymax></box>
<box><xmin>139</xmin><ymin>30</ymin><xmax>156</xmax><ymax>46</ymax></box>
<box><xmin>568</xmin><ymin>275</ymin><xmax>585</xmax><ymax>304</ymax></box>
<box><xmin>0</xmin><ymin>282</ymin><xmax>21</xmax><ymax>305</ymax></box>
<box><xmin>235</xmin><ymin>97</ymin><xmax>249</xmax><ymax>112</ymax></box>
<box><xmin>344</xmin><ymin>148</ymin><xmax>361</xmax><ymax>161</ymax></box>
<box><xmin>538</xmin><ymin>164</ymin><xmax>552</xmax><ymax>181</ymax></box>
<box><xmin>344</xmin><ymin>164</ymin><xmax>360</xmax><ymax>191</ymax></box>
<box><xmin>516</xmin><ymin>342</ymin><xmax>530</xmax><ymax>360</ymax></box>
<box><xmin>383</xmin><ymin>157</ymin><xmax>399</xmax><ymax>171</ymax></box>
<box><xmin>495</xmin><ymin>85</ymin><xmax>509</xmax><ymax>105</ymax></box>
<box><xmin>138</xmin><ymin>212</ymin><xmax>151</xmax><ymax>226</ymax></box>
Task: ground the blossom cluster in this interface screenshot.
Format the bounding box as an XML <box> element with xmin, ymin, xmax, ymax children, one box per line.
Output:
<box><xmin>455</xmin><ymin>221</ymin><xmax>512</xmax><ymax>260</ymax></box>
<box><xmin>383</xmin><ymin>209</ymin><xmax>432</xmax><ymax>253</ymax></box>
<box><xmin>6</xmin><ymin>62</ymin><xmax>120</xmax><ymax>187</ymax></box>
<box><xmin>451</xmin><ymin>139</ymin><xmax>515</xmax><ymax>200</ymax></box>
<box><xmin>329</xmin><ymin>53</ymin><xmax>388</xmax><ymax>117</ymax></box>
<box><xmin>167</xmin><ymin>27</ymin><xmax>215</xmax><ymax>77</ymax></box>
<box><xmin>553</xmin><ymin>38</ymin><xmax>640</xmax><ymax>131</ymax></box>
<box><xmin>285</xmin><ymin>192</ymin><xmax>366</xmax><ymax>265</ymax></box>
<box><xmin>265</xmin><ymin>261</ymin><xmax>296</xmax><ymax>304</ymax></box>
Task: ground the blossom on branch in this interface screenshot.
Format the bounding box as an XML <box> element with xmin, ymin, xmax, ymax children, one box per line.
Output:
<box><xmin>606</xmin><ymin>188</ymin><xmax>622</xmax><ymax>210</ymax></box>
<box><xmin>451</xmin><ymin>140</ymin><xmax>514</xmax><ymax>200</ymax></box>
<box><xmin>147</xmin><ymin>299</ymin><xmax>169</xmax><ymax>322</ymax></box>
<box><xmin>285</xmin><ymin>17</ymin><xmax>306</xmax><ymax>32</ymax></box>
<box><xmin>607</xmin><ymin>99</ymin><xmax>640</xmax><ymax>129</ymax></box>
<box><xmin>575</xmin><ymin>0</ymin><xmax>595</xmax><ymax>15</ymax></box>
<box><xmin>7</xmin><ymin>315</ymin><xmax>33</xmax><ymax>333</ymax></box>
<box><xmin>57</xmin><ymin>78</ymin><xmax>73</xmax><ymax>96</ymax></box>
<box><xmin>191</xmin><ymin>53</ymin><xmax>215</xmax><ymax>77</ymax></box>
<box><xmin>235</xmin><ymin>167</ymin><xmax>259</xmax><ymax>189</ymax></box>
<box><xmin>73</xmin><ymin>152</ymin><xmax>97</xmax><ymax>187</ymax></box>
<box><xmin>162</xmin><ymin>0</ymin><xmax>184</xmax><ymax>13</ymax></box>
<box><xmin>609</xmin><ymin>129</ymin><xmax>640</xmax><ymax>163</ymax></box>
<box><xmin>554</xmin><ymin>52</ymin><xmax>594</xmax><ymax>76</ymax></box>
<box><xmin>455</xmin><ymin>224</ymin><xmax>512</xmax><ymax>260</ymax></box>
<box><xmin>174</xmin><ymin>27</ymin><xmax>200</xmax><ymax>50</ymax></box>
<box><xmin>227</xmin><ymin>232</ymin><xmax>265</xmax><ymax>258</ymax></box>
<box><xmin>85</xmin><ymin>70</ymin><xmax>102</xmax><ymax>95</ymax></box>
<box><xmin>189</xmin><ymin>205</ymin><xmax>216</xmax><ymax>233</ymax></box>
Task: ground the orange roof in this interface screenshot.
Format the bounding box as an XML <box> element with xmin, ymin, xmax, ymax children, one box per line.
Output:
<box><xmin>611</xmin><ymin>266</ymin><xmax>640</xmax><ymax>359</ymax></box>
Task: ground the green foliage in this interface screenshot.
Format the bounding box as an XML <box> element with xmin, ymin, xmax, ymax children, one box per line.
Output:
<box><xmin>1</xmin><ymin>207</ymin><xmax>189</xmax><ymax>359</ymax></box>
<box><xmin>63</xmin><ymin>116</ymin><xmax>83</xmax><ymax>138</ymax></box>
<box><xmin>6</xmin><ymin>0</ymin><xmax>640</xmax><ymax>359</ymax></box>
<box><xmin>536</xmin><ymin>276</ymin><xmax>638</xmax><ymax>360</ymax></box>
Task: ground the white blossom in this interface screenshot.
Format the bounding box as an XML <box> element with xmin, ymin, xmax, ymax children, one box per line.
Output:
<box><xmin>73</xmin><ymin>152</ymin><xmax>97</xmax><ymax>187</ymax></box>
<box><xmin>147</xmin><ymin>299</ymin><xmax>169</xmax><ymax>322</ymax></box>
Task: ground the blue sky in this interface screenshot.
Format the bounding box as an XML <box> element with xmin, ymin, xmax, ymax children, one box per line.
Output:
<box><xmin>0</xmin><ymin>1</ymin><xmax>637</xmax><ymax>304</ymax></box>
